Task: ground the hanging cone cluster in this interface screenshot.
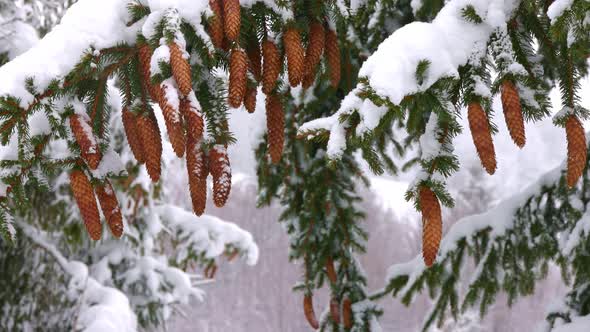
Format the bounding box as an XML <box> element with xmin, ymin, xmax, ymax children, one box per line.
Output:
<box><xmin>500</xmin><ymin>80</ymin><xmax>526</xmax><ymax>148</ymax></box>
<box><xmin>222</xmin><ymin>0</ymin><xmax>240</xmax><ymax>42</ymax></box>
<box><xmin>209</xmin><ymin>145</ymin><xmax>232</xmax><ymax>207</ymax></box>
<box><xmin>566</xmin><ymin>115</ymin><xmax>587</xmax><ymax>187</ymax></box>
<box><xmin>468</xmin><ymin>102</ymin><xmax>497</xmax><ymax>174</ymax></box>
<box><xmin>303</xmin><ymin>22</ymin><xmax>325</xmax><ymax>89</ymax></box>
<box><xmin>266</xmin><ymin>94</ymin><xmax>285</xmax><ymax>164</ymax></box>
<box><xmin>303</xmin><ymin>294</ymin><xmax>319</xmax><ymax>329</ymax></box>
<box><xmin>122</xmin><ymin>107</ymin><xmax>145</xmax><ymax>164</ymax></box>
<box><xmin>228</xmin><ymin>48</ymin><xmax>248</xmax><ymax>108</ymax></box>
<box><xmin>284</xmin><ymin>28</ymin><xmax>305</xmax><ymax>87</ymax></box>
<box><xmin>70</xmin><ymin>170</ymin><xmax>102</xmax><ymax>241</ymax></box>
<box><xmin>137</xmin><ymin>114</ymin><xmax>163</xmax><ymax>182</ymax></box>
<box><xmin>419</xmin><ymin>186</ymin><xmax>442</xmax><ymax>267</ymax></box>
<box><xmin>325</xmin><ymin>28</ymin><xmax>341</xmax><ymax>89</ymax></box>
<box><xmin>342</xmin><ymin>297</ymin><xmax>353</xmax><ymax>329</ymax></box>
<box><xmin>95</xmin><ymin>180</ymin><xmax>124</xmax><ymax>238</ymax></box>
<box><xmin>186</xmin><ymin>137</ymin><xmax>208</xmax><ymax>216</ymax></box>
<box><xmin>262</xmin><ymin>39</ymin><xmax>281</xmax><ymax>94</ymax></box>
<box><xmin>70</xmin><ymin>114</ymin><xmax>102</xmax><ymax>170</ymax></box>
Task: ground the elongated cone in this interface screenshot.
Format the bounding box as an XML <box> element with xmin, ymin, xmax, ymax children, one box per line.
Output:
<box><xmin>229</xmin><ymin>48</ymin><xmax>248</xmax><ymax>108</ymax></box>
<box><xmin>137</xmin><ymin>114</ymin><xmax>162</xmax><ymax>182</ymax></box>
<box><xmin>283</xmin><ymin>28</ymin><xmax>304</xmax><ymax>87</ymax></box>
<box><xmin>330</xmin><ymin>298</ymin><xmax>341</xmax><ymax>324</ymax></box>
<box><xmin>244</xmin><ymin>86</ymin><xmax>257</xmax><ymax>113</ymax></box>
<box><xmin>209</xmin><ymin>145</ymin><xmax>231</xmax><ymax>207</ymax></box>
<box><xmin>342</xmin><ymin>297</ymin><xmax>353</xmax><ymax>329</ymax></box>
<box><xmin>95</xmin><ymin>180</ymin><xmax>123</xmax><ymax>238</ymax></box>
<box><xmin>303</xmin><ymin>295</ymin><xmax>319</xmax><ymax>329</ymax></box>
<box><xmin>70</xmin><ymin>114</ymin><xmax>102</xmax><ymax>170</ymax></box>
<box><xmin>160</xmin><ymin>83</ymin><xmax>186</xmax><ymax>157</ymax></box>
<box><xmin>468</xmin><ymin>102</ymin><xmax>497</xmax><ymax>174</ymax></box>
<box><xmin>566</xmin><ymin>115</ymin><xmax>587</xmax><ymax>187</ymax></box>
<box><xmin>70</xmin><ymin>170</ymin><xmax>101</xmax><ymax>241</ymax></box>
<box><xmin>186</xmin><ymin>136</ymin><xmax>208</xmax><ymax>215</ymax></box>
<box><xmin>169</xmin><ymin>43</ymin><xmax>193</xmax><ymax>97</ymax></box>
<box><xmin>325</xmin><ymin>28</ymin><xmax>341</xmax><ymax>89</ymax></box>
<box><xmin>247</xmin><ymin>38</ymin><xmax>262</xmax><ymax>82</ymax></box>
<box><xmin>262</xmin><ymin>39</ymin><xmax>281</xmax><ymax>94</ymax></box>
<box><xmin>303</xmin><ymin>22</ymin><xmax>325</xmax><ymax>89</ymax></box>
<box><xmin>208</xmin><ymin>0</ymin><xmax>224</xmax><ymax>49</ymax></box>
<box><xmin>500</xmin><ymin>80</ymin><xmax>526</xmax><ymax>148</ymax></box>
<box><xmin>419</xmin><ymin>186</ymin><xmax>442</xmax><ymax>267</ymax></box>
<box><xmin>137</xmin><ymin>43</ymin><xmax>160</xmax><ymax>102</ymax></box>
<box><xmin>326</xmin><ymin>257</ymin><xmax>337</xmax><ymax>284</ymax></box>
<box><xmin>223</xmin><ymin>0</ymin><xmax>240</xmax><ymax>42</ymax></box>
<box><xmin>122</xmin><ymin>107</ymin><xmax>145</xmax><ymax>164</ymax></box>
<box><xmin>266</xmin><ymin>94</ymin><xmax>284</xmax><ymax>164</ymax></box>
<box><xmin>180</xmin><ymin>98</ymin><xmax>204</xmax><ymax>141</ymax></box>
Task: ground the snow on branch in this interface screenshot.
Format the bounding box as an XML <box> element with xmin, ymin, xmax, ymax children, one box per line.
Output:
<box><xmin>299</xmin><ymin>0</ymin><xmax>520</xmax><ymax>159</ymax></box>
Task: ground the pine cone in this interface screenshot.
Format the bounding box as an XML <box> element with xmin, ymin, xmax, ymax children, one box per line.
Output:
<box><xmin>303</xmin><ymin>295</ymin><xmax>319</xmax><ymax>329</ymax></box>
<box><xmin>180</xmin><ymin>98</ymin><xmax>204</xmax><ymax>141</ymax></box>
<box><xmin>229</xmin><ymin>48</ymin><xmax>248</xmax><ymax>108</ymax></box>
<box><xmin>160</xmin><ymin>84</ymin><xmax>186</xmax><ymax>157</ymax></box>
<box><xmin>342</xmin><ymin>297</ymin><xmax>353</xmax><ymax>329</ymax></box>
<box><xmin>137</xmin><ymin>43</ymin><xmax>160</xmax><ymax>102</ymax></box>
<box><xmin>122</xmin><ymin>107</ymin><xmax>145</xmax><ymax>164</ymax></box>
<box><xmin>247</xmin><ymin>37</ymin><xmax>262</xmax><ymax>82</ymax></box>
<box><xmin>419</xmin><ymin>186</ymin><xmax>442</xmax><ymax>267</ymax></box>
<box><xmin>500</xmin><ymin>80</ymin><xmax>526</xmax><ymax>148</ymax></box>
<box><xmin>186</xmin><ymin>136</ymin><xmax>208</xmax><ymax>216</ymax></box>
<box><xmin>566</xmin><ymin>115</ymin><xmax>587</xmax><ymax>187</ymax></box>
<box><xmin>330</xmin><ymin>298</ymin><xmax>341</xmax><ymax>324</ymax></box>
<box><xmin>209</xmin><ymin>145</ymin><xmax>231</xmax><ymax>207</ymax></box>
<box><xmin>169</xmin><ymin>43</ymin><xmax>193</xmax><ymax>97</ymax></box>
<box><xmin>266</xmin><ymin>94</ymin><xmax>285</xmax><ymax>164</ymax></box>
<box><xmin>70</xmin><ymin>114</ymin><xmax>102</xmax><ymax>170</ymax></box>
<box><xmin>468</xmin><ymin>102</ymin><xmax>497</xmax><ymax>175</ymax></box>
<box><xmin>208</xmin><ymin>0</ymin><xmax>224</xmax><ymax>49</ymax></box>
<box><xmin>70</xmin><ymin>170</ymin><xmax>102</xmax><ymax>241</ymax></box>
<box><xmin>137</xmin><ymin>114</ymin><xmax>162</xmax><ymax>182</ymax></box>
<box><xmin>262</xmin><ymin>39</ymin><xmax>281</xmax><ymax>94</ymax></box>
<box><xmin>303</xmin><ymin>22</ymin><xmax>325</xmax><ymax>89</ymax></box>
<box><xmin>283</xmin><ymin>28</ymin><xmax>304</xmax><ymax>87</ymax></box>
<box><xmin>326</xmin><ymin>257</ymin><xmax>337</xmax><ymax>284</ymax></box>
<box><xmin>325</xmin><ymin>28</ymin><xmax>341</xmax><ymax>89</ymax></box>
<box><xmin>223</xmin><ymin>0</ymin><xmax>240</xmax><ymax>42</ymax></box>
<box><xmin>244</xmin><ymin>86</ymin><xmax>257</xmax><ymax>113</ymax></box>
<box><xmin>95</xmin><ymin>179</ymin><xmax>123</xmax><ymax>238</ymax></box>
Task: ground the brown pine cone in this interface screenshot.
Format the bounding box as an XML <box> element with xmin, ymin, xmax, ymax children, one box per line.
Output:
<box><xmin>303</xmin><ymin>295</ymin><xmax>319</xmax><ymax>329</ymax></box>
<box><xmin>468</xmin><ymin>102</ymin><xmax>497</xmax><ymax>175</ymax></box>
<box><xmin>244</xmin><ymin>86</ymin><xmax>257</xmax><ymax>113</ymax></box>
<box><xmin>247</xmin><ymin>37</ymin><xmax>262</xmax><ymax>82</ymax></box>
<box><xmin>419</xmin><ymin>186</ymin><xmax>442</xmax><ymax>267</ymax></box>
<box><xmin>342</xmin><ymin>297</ymin><xmax>353</xmax><ymax>328</ymax></box>
<box><xmin>266</xmin><ymin>94</ymin><xmax>285</xmax><ymax>164</ymax></box>
<box><xmin>330</xmin><ymin>298</ymin><xmax>341</xmax><ymax>324</ymax></box>
<box><xmin>70</xmin><ymin>170</ymin><xmax>102</xmax><ymax>241</ymax></box>
<box><xmin>122</xmin><ymin>107</ymin><xmax>145</xmax><ymax>164</ymax></box>
<box><xmin>566</xmin><ymin>115</ymin><xmax>587</xmax><ymax>187</ymax></box>
<box><xmin>209</xmin><ymin>145</ymin><xmax>231</xmax><ymax>207</ymax></box>
<box><xmin>180</xmin><ymin>97</ymin><xmax>204</xmax><ymax>141</ymax></box>
<box><xmin>95</xmin><ymin>179</ymin><xmax>123</xmax><ymax>238</ymax></box>
<box><xmin>500</xmin><ymin>80</ymin><xmax>526</xmax><ymax>148</ymax></box>
<box><xmin>262</xmin><ymin>39</ymin><xmax>281</xmax><ymax>94</ymax></box>
<box><xmin>229</xmin><ymin>48</ymin><xmax>248</xmax><ymax>108</ymax></box>
<box><xmin>169</xmin><ymin>43</ymin><xmax>193</xmax><ymax>97</ymax></box>
<box><xmin>223</xmin><ymin>0</ymin><xmax>240</xmax><ymax>42</ymax></box>
<box><xmin>70</xmin><ymin>114</ymin><xmax>102</xmax><ymax>170</ymax></box>
<box><xmin>186</xmin><ymin>136</ymin><xmax>208</xmax><ymax>215</ymax></box>
<box><xmin>137</xmin><ymin>114</ymin><xmax>162</xmax><ymax>182</ymax></box>
<box><xmin>160</xmin><ymin>84</ymin><xmax>186</xmax><ymax>157</ymax></box>
<box><xmin>302</xmin><ymin>22</ymin><xmax>325</xmax><ymax>89</ymax></box>
<box><xmin>284</xmin><ymin>28</ymin><xmax>305</xmax><ymax>87</ymax></box>
<box><xmin>208</xmin><ymin>0</ymin><xmax>224</xmax><ymax>49</ymax></box>
<box><xmin>326</xmin><ymin>257</ymin><xmax>337</xmax><ymax>284</ymax></box>
<box><xmin>137</xmin><ymin>43</ymin><xmax>160</xmax><ymax>102</ymax></box>
<box><xmin>325</xmin><ymin>28</ymin><xmax>341</xmax><ymax>89</ymax></box>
